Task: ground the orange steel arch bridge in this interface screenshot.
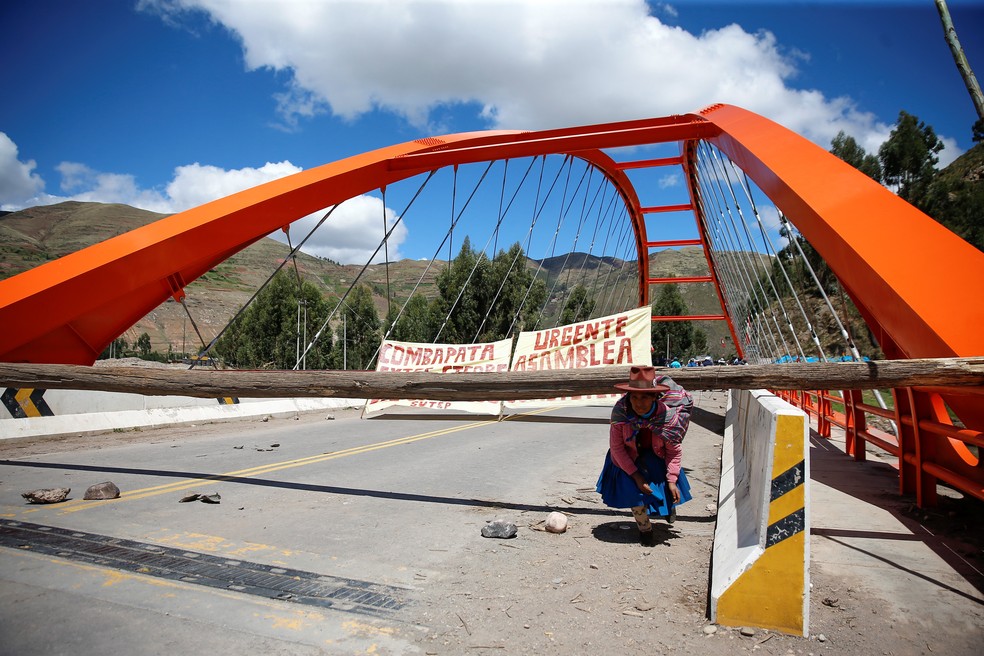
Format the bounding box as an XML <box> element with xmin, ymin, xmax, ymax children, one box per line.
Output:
<box><xmin>0</xmin><ymin>104</ymin><xmax>982</xmax><ymax>507</ymax></box>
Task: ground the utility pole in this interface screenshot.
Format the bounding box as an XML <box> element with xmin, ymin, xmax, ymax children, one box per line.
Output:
<box><xmin>935</xmin><ymin>0</ymin><xmax>984</xmax><ymax>122</ymax></box>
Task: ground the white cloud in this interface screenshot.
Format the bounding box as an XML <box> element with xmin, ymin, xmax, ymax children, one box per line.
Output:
<box><xmin>139</xmin><ymin>0</ymin><xmax>938</xmax><ymax>158</ymax></box>
<box><xmin>54</xmin><ymin>161</ymin><xmax>172</xmax><ymax>212</ymax></box>
<box><xmin>269</xmin><ymin>195</ymin><xmax>407</xmax><ymax>265</ymax></box>
<box><xmin>659</xmin><ymin>173</ymin><xmax>680</xmax><ymax>189</ymax></box>
<box><xmin>0</xmin><ymin>132</ymin><xmax>399</xmax><ymax>264</ymax></box>
<box><xmin>0</xmin><ymin>133</ymin><xmax>45</xmax><ymax>210</ymax></box>
<box><xmin>165</xmin><ymin>161</ymin><xmax>303</xmax><ymax>210</ymax></box>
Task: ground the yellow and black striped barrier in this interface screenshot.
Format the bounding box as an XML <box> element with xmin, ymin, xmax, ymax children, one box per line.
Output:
<box><xmin>711</xmin><ymin>390</ymin><xmax>810</xmax><ymax>636</ymax></box>
<box><xmin>2</xmin><ymin>388</ymin><xmax>54</xmax><ymax>418</ymax></box>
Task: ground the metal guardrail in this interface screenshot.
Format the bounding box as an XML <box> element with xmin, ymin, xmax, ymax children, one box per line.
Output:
<box><xmin>777</xmin><ymin>387</ymin><xmax>984</xmax><ymax>508</ymax></box>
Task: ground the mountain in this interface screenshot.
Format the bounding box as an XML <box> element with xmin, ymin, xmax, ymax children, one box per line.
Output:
<box><xmin>0</xmin><ymin>201</ymin><xmax>726</xmax><ymax>357</ymax></box>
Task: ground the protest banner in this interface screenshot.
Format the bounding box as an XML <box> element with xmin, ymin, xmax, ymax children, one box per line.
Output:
<box><xmin>364</xmin><ymin>338</ymin><xmax>512</xmax><ymax>416</ymax></box>
<box><xmin>505</xmin><ymin>306</ymin><xmax>652</xmax><ymax>409</ymax></box>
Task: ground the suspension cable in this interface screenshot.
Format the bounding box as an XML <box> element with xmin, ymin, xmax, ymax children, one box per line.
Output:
<box><xmin>702</xmin><ymin>147</ymin><xmax>784</xmax><ymax>360</ymax></box>
<box><xmin>470</xmin><ymin>157</ymin><xmax>541</xmax><ymax>341</ymax></box>
<box><xmin>505</xmin><ymin>156</ymin><xmax>578</xmax><ymax>336</ymax></box>
<box><xmin>191</xmin><ymin>203</ymin><xmax>341</xmax><ymax>368</ymax></box>
<box><xmin>540</xmin><ymin>164</ymin><xmax>598</xmax><ymax>322</ymax></box>
<box><xmin>573</xmin><ymin>185</ymin><xmax>620</xmax><ymax>320</ymax></box>
<box><xmin>296</xmin><ymin>170</ymin><xmax>441</xmax><ymax>369</ymax></box>
<box><xmin>707</xmin><ymin>144</ymin><xmax>804</xmax><ymax>360</ymax></box>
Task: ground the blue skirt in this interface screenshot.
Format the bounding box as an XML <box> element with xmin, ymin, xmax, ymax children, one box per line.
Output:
<box><xmin>595</xmin><ymin>449</ymin><xmax>692</xmax><ymax>517</ymax></box>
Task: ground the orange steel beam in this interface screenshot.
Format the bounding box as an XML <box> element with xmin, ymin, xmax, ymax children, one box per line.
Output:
<box><xmin>1</xmin><ymin>117</ymin><xmax>715</xmax><ymax>365</ymax></box>
<box><xmin>647</xmin><ymin>238</ymin><xmax>703</xmax><ymax>248</ymax></box>
<box><xmin>2</xmin><ymin>103</ymin><xmax>981</xmax><ymax>386</ymax></box>
<box><xmin>697</xmin><ymin>104</ymin><xmax>984</xmax><ymax>491</ymax></box>
<box><xmin>697</xmin><ymin>104</ymin><xmax>984</xmax><ymax>361</ymax></box>
<box><xmin>642</xmin><ymin>203</ymin><xmax>693</xmax><ymax>214</ymax></box>
<box><xmin>652</xmin><ymin>315</ymin><xmax>727</xmax><ymax>322</ymax></box>
<box><xmin>649</xmin><ymin>276</ymin><xmax>713</xmax><ymax>284</ymax></box>
<box><xmin>615</xmin><ymin>156</ymin><xmax>683</xmax><ymax>170</ymax></box>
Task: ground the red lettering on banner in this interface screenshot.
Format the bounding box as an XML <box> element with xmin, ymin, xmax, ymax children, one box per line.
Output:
<box><xmin>549</xmin><ymin>329</ymin><xmax>561</xmax><ymax>349</ymax></box>
<box><xmin>555</xmin><ymin>348</ymin><xmax>573</xmax><ymax>368</ymax></box>
<box><xmin>590</xmin><ymin>342</ymin><xmax>603</xmax><ymax>366</ymax></box>
<box><xmin>573</xmin><ymin>324</ymin><xmax>585</xmax><ymax>344</ymax></box>
<box><xmin>583</xmin><ymin>322</ymin><xmax>599</xmax><ymax>341</ymax></box>
<box><xmin>533</xmin><ymin>332</ymin><xmax>547</xmax><ymax>350</ymax></box>
<box><xmin>603</xmin><ymin>339</ymin><xmax>615</xmax><ymax>364</ymax></box>
<box><xmin>576</xmin><ymin>344</ymin><xmax>588</xmax><ymax>367</ymax></box>
<box><xmin>615</xmin><ymin>315</ymin><xmax>628</xmax><ymax>336</ymax></box>
<box><xmin>410</xmin><ymin>400</ymin><xmax>452</xmax><ymax>409</ymax></box>
<box><xmin>616</xmin><ymin>337</ymin><xmax>632</xmax><ymax>363</ymax></box>
<box><xmin>561</xmin><ymin>325</ymin><xmax>573</xmax><ymax>346</ymax></box>
<box><xmin>481</xmin><ymin>344</ymin><xmax>495</xmax><ymax>360</ymax></box>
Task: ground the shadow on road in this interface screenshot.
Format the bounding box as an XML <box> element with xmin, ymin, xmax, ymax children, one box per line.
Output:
<box><xmin>1</xmin><ymin>459</ymin><xmax>623</xmax><ymax>516</ymax></box>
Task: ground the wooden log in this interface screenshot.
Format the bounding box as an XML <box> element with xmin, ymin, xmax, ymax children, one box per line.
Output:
<box><xmin>0</xmin><ymin>358</ymin><xmax>981</xmax><ymax>401</ymax></box>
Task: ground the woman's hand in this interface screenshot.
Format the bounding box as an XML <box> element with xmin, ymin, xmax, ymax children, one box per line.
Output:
<box><xmin>667</xmin><ymin>480</ymin><xmax>681</xmax><ymax>504</ymax></box>
<box><xmin>632</xmin><ymin>472</ymin><xmax>652</xmax><ymax>495</ymax></box>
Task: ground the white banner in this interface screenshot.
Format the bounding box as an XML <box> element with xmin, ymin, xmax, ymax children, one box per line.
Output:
<box><xmin>364</xmin><ymin>338</ymin><xmax>513</xmax><ymax>416</ymax></box>
<box><xmin>505</xmin><ymin>306</ymin><xmax>652</xmax><ymax>409</ymax></box>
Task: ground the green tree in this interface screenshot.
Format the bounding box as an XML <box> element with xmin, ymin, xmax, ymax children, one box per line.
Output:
<box><xmin>560</xmin><ymin>283</ymin><xmax>596</xmax><ymax>325</ymax></box>
<box><xmin>650</xmin><ymin>284</ymin><xmax>693</xmax><ymax>359</ymax></box>
<box><xmin>920</xmin><ymin>144</ymin><xmax>984</xmax><ymax>251</ymax></box>
<box><xmin>830</xmin><ymin>131</ymin><xmax>882</xmax><ymax>181</ymax></box>
<box><xmin>432</xmin><ymin>237</ymin><xmax>488</xmax><ymax>342</ymax></box>
<box><xmin>878</xmin><ymin>110</ymin><xmax>944</xmax><ymax>203</ymax></box>
<box><xmin>331</xmin><ymin>284</ymin><xmax>381</xmax><ymax>370</ymax></box>
<box><xmin>98</xmin><ymin>336</ymin><xmax>128</xmax><ymax>360</ymax></box>
<box><xmin>136</xmin><ymin>332</ymin><xmax>152</xmax><ymax>356</ymax></box>
<box><xmin>481</xmin><ymin>242</ymin><xmax>546</xmax><ymax>340</ymax></box>
<box><xmin>215</xmin><ymin>271</ymin><xmax>333</xmax><ymax>369</ymax></box>
<box><xmin>385</xmin><ymin>293</ymin><xmax>434</xmax><ymax>343</ymax></box>
<box><xmin>432</xmin><ymin>240</ymin><xmax>546</xmax><ymax>343</ymax></box>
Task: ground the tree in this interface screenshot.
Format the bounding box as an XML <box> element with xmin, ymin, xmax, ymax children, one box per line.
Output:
<box><xmin>432</xmin><ymin>240</ymin><xmax>546</xmax><ymax>343</ymax></box>
<box><xmin>878</xmin><ymin>111</ymin><xmax>944</xmax><ymax>203</ymax></box>
<box><xmin>650</xmin><ymin>284</ymin><xmax>693</xmax><ymax>359</ymax></box>
<box><xmin>560</xmin><ymin>283</ymin><xmax>595</xmax><ymax>325</ymax></box>
<box><xmin>385</xmin><ymin>293</ymin><xmax>434</xmax><ymax>343</ymax></box>
<box><xmin>920</xmin><ymin>143</ymin><xmax>984</xmax><ymax>251</ymax></box>
<box><xmin>432</xmin><ymin>237</ymin><xmax>489</xmax><ymax>342</ymax></box>
<box><xmin>136</xmin><ymin>332</ymin><xmax>152</xmax><ymax>356</ymax></box>
<box><xmin>830</xmin><ymin>131</ymin><xmax>882</xmax><ymax>181</ymax></box>
<box><xmin>331</xmin><ymin>284</ymin><xmax>381</xmax><ymax>370</ymax></box>
<box><xmin>482</xmin><ymin>242</ymin><xmax>546</xmax><ymax>339</ymax></box>
<box><xmin>214</xmin><ymin>270</ymin><xmax>333</xmax><ymax>369</ymax></box>
<box><xmin>98</xmin><ymin>336</ymin><xmax>128</xmax><ymax>360</ymax></box>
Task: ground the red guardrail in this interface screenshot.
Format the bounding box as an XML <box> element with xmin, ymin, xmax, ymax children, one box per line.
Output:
<box><xmin>776</xmin><ymin>387</ymin><xmax>983</xmax><ymax>508</ymax></box>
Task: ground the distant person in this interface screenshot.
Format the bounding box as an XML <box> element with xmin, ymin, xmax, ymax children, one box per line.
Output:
<box><xmin>596</xmin><ymin>366</ymin><xmax>694</xmax><ymax>547</ymax></box>
<box><xmin>669</xmin><ymin>357</ymin><xmax>682</xmax><ymax>368</ymax></box>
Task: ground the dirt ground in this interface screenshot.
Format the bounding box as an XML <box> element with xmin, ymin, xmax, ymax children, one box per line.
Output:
<box><xmin>2</xmin><ymin>395</ymin><xmax>981</xmax><ymax>656</ymax></box>
<box><xmin>397</xmin><ymin>395</ymin><xmax>982</xmax><ymax>656</ymax></box>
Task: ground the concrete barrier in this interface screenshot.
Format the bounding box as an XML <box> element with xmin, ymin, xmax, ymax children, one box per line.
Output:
<box><xmin>711</xmin><ymin>388</ymin><xmax>810</xmax><ymax>636</ymax></box>
<box><xmin>0</xmin><ymin>387</ymin><xmax>363</xmax><ymax>439</ymax></box>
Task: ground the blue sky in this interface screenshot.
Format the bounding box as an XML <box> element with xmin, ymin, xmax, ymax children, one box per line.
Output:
<box><xmin>1</xmin><ymin>0</ymin><xmax>981</xmax><ymax>264</ymax></box>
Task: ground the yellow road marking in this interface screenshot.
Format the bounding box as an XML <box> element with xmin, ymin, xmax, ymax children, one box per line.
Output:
<box><xmin>56</xmin><ymin>417</ymin><xmax>503</xmax><ymax>514</ymax></box>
